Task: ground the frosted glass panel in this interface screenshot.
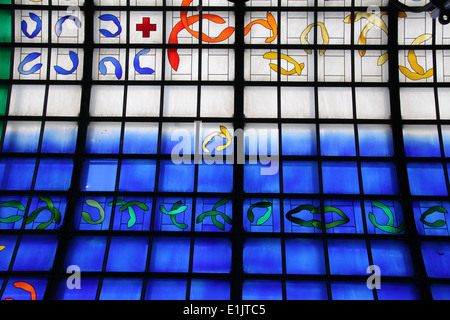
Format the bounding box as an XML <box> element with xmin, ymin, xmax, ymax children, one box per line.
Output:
<box><xmin>244</xmin><ymin>87</ymin><xmax>277</xmax><ymax>118</ymax></box>
<box><xmin>90</xmin><ymin>85</ymin><xmax>124</xmax><ymax>116</ymax></box>
<box><xmin>318</xmin><ymin>87</ymin><xmax>353</xmax><ymax>119</ymax></box>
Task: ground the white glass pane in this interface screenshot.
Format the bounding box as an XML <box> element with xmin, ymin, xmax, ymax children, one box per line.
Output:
<box><xmin>47</xmin><ymin>85</ymin><xmax>82</xmax><ymax>117</ymax></box>
<box><xmin>90</xmin><ymin>85</ymin><xmax>124</xmax><ymax>116</ymax></box>
<box><xmin>126</xmin><ymin>86</ymin><xmax>160</xmax><ymax>117</ymax></box>
<box><xmin>281</xmin><ymin>87</ymin><xmax>315</xmax><ymax>119</ymax></box>
<box><xmin>200</xmin><ymin>86</ymin><xmax>234</xmax><ymax>118</ymax></box>
<box><xmin>400</xmin><ymin>87</ymin><xmax>436</xmax><ymax>120</ymax></box>
<box><xmin>163</xmin><ymin>86</ymin><xmax>197</xmax><ymax>117</ymax></box>
<box><xmin>244</xmin><ymin>87</ymin><xmax>277</xmax><ymax>118</ymax></box>
<box><xmin>318</xmin><ymin>87</ymin><xmax>353</xmax><ymax>119</ymax></box>
<box><xmin>9</xmin><ymin>85</ymin><xmax>45</xmax><ymax>116</ymax></box>
<box><xmin>355</xmin><ymin>87</ymin><xmax>390</xmax><ymax>119</ymax></box>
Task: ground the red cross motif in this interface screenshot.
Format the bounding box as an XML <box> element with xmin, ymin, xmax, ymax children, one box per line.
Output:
<box><xmin>136</xmin><ymin>17</ymin><xmax>157</xmax><ymax>38</ymax></box>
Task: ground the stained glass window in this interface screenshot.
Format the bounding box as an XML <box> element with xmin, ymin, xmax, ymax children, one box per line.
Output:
<box><xmin>1</xmin><ymin>0</ymin><xmax>450</xmax><ymax>302</ymax></box>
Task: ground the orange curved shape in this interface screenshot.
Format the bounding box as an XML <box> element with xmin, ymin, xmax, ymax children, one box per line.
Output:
<box><xmin>168</xmin><ymin>13</ymin><xmax>235</xmax><ymax>71</ymax></box>
<box><xmin>180</xmin><ymin>0</ymin><xmax>234</xmax><ymax>42</ymax></box>
<box><xmin>5</xmin><ymin>282</ymin><xmax>37</xmax><ymax>300</ymax></box>
<box><xmin>244</xmin><ymin>12</ymin><xmax>277</xmax><ymax>43</ymax></box>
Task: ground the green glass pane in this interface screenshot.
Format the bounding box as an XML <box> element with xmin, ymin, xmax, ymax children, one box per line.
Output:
<box><xmin>0</xmin><ymin>48</ymin><xmax>11</xmax><ymax>79</ymax></box>
<box><xmin>0</xmin><ymin>10</ymin><xmax>11</xmax><ymax>43</ymax></box>
<box><xmin>0</xmin><ymin>86</ymin><xmax>7</xmax><ymax>115</ymax></box>
<box><xmin>0</xmin><ymin>0</ymin><xmax>11</xmax><ymax>4</ymax></box>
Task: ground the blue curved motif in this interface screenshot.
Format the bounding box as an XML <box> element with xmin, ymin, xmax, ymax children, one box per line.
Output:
<box><xmin>21</xmin><ymin>13</ymin><xmax>42</xmax><ymax>39</ymax></box>
<box><xmin>18</xmin><ymin>52</ymin><xmax>43</xmax><ymax>75</ymax></box>
<box><xmin>55</xmin><ymin>15</ymin><xmax>82</xmax><ymax>37</ymax></box>
<box><xmin>99</xmin><ymin>57</ymin><xmax>122</xmax><ymax>79</ymax></box>
<box><xmin>54</xmin><ymin>51</ymin><xmax>79</xmax><ymax>75</ymax></box>
<box><xmin>133</xmin><ymin>49</ymin><xmax>155</xmax><ymax>75</ymax></box>
<box><xmin>98</xmin><ymin>14</ymin><xmax>122</xmax><ymax>37</ymax></box>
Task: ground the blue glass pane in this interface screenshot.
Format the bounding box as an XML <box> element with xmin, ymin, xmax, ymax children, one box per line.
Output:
<box><xmin>80</xmin><ymin>159</ymin><xmax>118</xmax><ymax>191</ymax></box>
<box><xmin>283</xmin><ymin>199</ymin><xmax>322</xmax><ymax>234</ymax></box>
<box><xmin>330</xmin><ymin>281</ymin><xmax>374</xmax><ymax>300</ymax></box>
<box><xmin>286</xmin><ymin>281</ymin><xmax>328</xmax><ymax>300</ymax></box>
<box><xmin>118</xmin><ymin>159</ymin><xmax>156</xmax><ymax>192</ymax></box>
<box><xmin>403</xmin><ymin>125</ymin><xmax>441</xmax><ymax>157</ymax></box>
<box><xmin>158</xmin><ymin>160</ymin><xmax>195</xmax><ymax>192</ymax></box>
<box><xmin>161</xmin><ymin>123</ymin><xmax>195</xmax><ymax>155</ymax></box>
<box><xmin>3</xmin><ymin>122</ymin><xmax>40</xmax><ymax>152</ymax></box>
<box><xmin>243</xmin><ymin>198</ymin><xmax>281</xmax><ymax>233</ymax></box>
<box><xmin>244</xmin><ymin>126</ymin><xmax>278</xmax><ymax>156</ymax></box>
<box><xmin>154</xmin><ymin>197</ymin><xmax>193</xmax><ymax>232</ymax></box>
<box><xmin>361</xmin><ymin>162</ymin><xmax>399</xmax><ymax>195</ymax></box>
<box><xmin>145</xmin><ymin>279</ymin><xmax>187</xmax><ymax>300</ymax></box>
<box><xmin>283</xmin><ymin>161</ymin><xmax>319</xmax><ymax>194</ymax></box>
<box><xmin>413</xmin><ymin>201</ymin><xmax>450</xmax><ymax>236</ymax></box>
<box><xmin>197</xmin><ymin>163</ymin><xmax>233</xmax><ymax>193</ymax></box>
<box><xmin>1</xmin><ymin>277</ymin><xmax>47</xmax><ymax>300</ymax></box>
<box><xmin>41</xmin><ymin>123</ymin><xmax>78</xmax><ymax>153</ymax></box>
<box><xmin>242</xmin><ymin>280</ymin><xmax>282</xmax><ymax>300</ymax></box>
<box><xmin>85</xmin><ymin>122</ymin><xmax>121</xmax><ymax>154</ymax></box>
<box><xmin>112</xmin><ymin>197</ymin><xmax>152</xmax><ymax>231</ymax></box>
<box><xmin>55</xmin><ymin>278</ymin><xmax>99</xmax><ymax>300</ymax></box>
<box><xmin>285</xmin><ymin>238</ymin><xmax>326</xmax><ymax>275</ymax></box>
<box><xmin>149</xmin><ymin>237</ymin><xmax>190</xmax><ymax>273</ymax></box>
<box><xmin>13</xmin><ymin>235</ymin><xmax>58</xmax><ymax>271</ymax></box>
<box><xmin>442</xmin><ymin>126</ymin><xmax>450</xmax><ymax>157</ymax></box>
<box><xmin>34</xmin><ymin>159</ymin><xmax>73</xmax><ymax>191</ymax></box>
<box><xmin>194</xmin><ymin>198</ymin><xmax>232</xmax><ymax>232</ymax></box>
<box><xmin>320</xmin><ymin>125</ymin><xmax>356</xmax><ymax>156</ymax></box>
<box><xmin>0</xmin><ymin>235</ymin><xmax>17</xmax><ymax>270</ymax></box>
<box><xmin>243</xmin><ymin>238</ymin><xmax>282</xmax><ymax>274</ymax></box>
<box><xmin>122</xmin><ymin>123</ymin><xmax>158</xmax><ymax>154</ymax></box>
<box><xmin>377</xmin><ymin>283</ymin><xmax>420</xmax><ymax>300</ymax></box>
<box><xmin>73</xmin><ymin>196</ymin><xmax>113</xmax><ymax>231</ymax></box>
<box><xmin>358</xmin><ymin>124</ymin><xmax>394</xmax><ymax>157</ymax></box>
<box><xmin>282</xmin><ymin>124</ymin><xmax>317</xmax><ymax>156</ymax></box>
<box><xmin>0</xmin><ymin>158</ymin><xmax>35</xmax><ymax>190</ymax></box>
<box><xmin>431</xmin><ymin>284</ymin><xmax>450</xmax><ymax>300</ymax></box>
<box><xmin>421</xmin><ymin>241</ymin><xmax>450</xmax><ymax>278</ymax></box>
<box><xmin>370</xmin><ymin>240</ymin><xmax>414</xmax><ymax>277</ymax></box>
<box><xmin>244</xmin><ymin>162</ymin><xmax>279</xmax><ymax>193</ymax></box>
<box><xmin>328</xmin><ymin>239</ymin><xmax>368</xmax><ymax>275</ymax></box>
<box><xmin>106</xmin><ymin>236</ymin><xmax>148</xmax><ymax>272</ymax></box>
<box><xmin>365</xmin><ymin>200</ymin><xmax>405</xmax><ymax>235</ymax></box>
<box><xmin>407</xmin><ymin>163</ymin><xmax>447</xmax><ymax>196</ymax></box>
<box><xmin>99</xmin><ymin>278</ymin><xmax>143</xmax><ymax>300</ymax></box>
<box><xmin>193</xmin><ymin>238</ymin><xmax>232</xmax><ymax>273</ymax></box>
<box><xmin>63</xmin><ymin>236</ymin><xmax>107</xmax><ymax>272</ymax></box>
<box><xmin>25</xmin><ymin>196</ymin><xmax>67</xmax><ymax>230</ymax></box>
<box><xmin>322</xmin><ymin>161</ymin><xmax>360</xmax><ymax>194</ymax></box>
<box><xmin>0</xmin><ymin>196</ymin><xmax>27</xmax><ymax>230</ymax></box>
<box><xmin>325</xmin><ymin>199</ymin><xmax>364</xmax><ymax>234</ymax></box>
<box><xmin>190</xmin><ymin>279</ymin><xmax>230</xmax><ymax>300</ymax></box>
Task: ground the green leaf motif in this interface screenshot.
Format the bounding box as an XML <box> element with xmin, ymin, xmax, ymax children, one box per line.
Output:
<box><xmin>0</xmin><ymin>197</ymin><xmax>62</xmax><ymax>230</ymax></box>
<box><xmin>285</xmin><ymin>204</ymin><xmax>350</xmax><ymax>230</ymax></box>
<box><xmin>247</xmin><ymin>199</ymin><xmax>273</xmax><ymax>226</ymax></box>
<box><xmin>0</xmin><ymin>215</ymin><xmax>23</xmax><ymax>224</ymax></box>
<box><xmin>368</xmin><ymin>200</ymin><xmax>405</xmax><ymax>234</ymax></box>
<box><xmin>0</xmin><ymin>200</ymin><xmax>25</xmax><ymax>211</ymax></box>
<box><xmin>81</xmin><ymin>199</ymin><xmax>105</xmax><ymax>225</ymax></box>
<box><xmin>160</xmin><ymin>201</ymin><xmax>189</xmax><ymax>229</ymax></box>
<box><xmin>420</xmin><ymin>206</ymin><xmax>448</xmax><ymax>228</ymax></box>
<box><xmin>109</xmin><ymin>199</ymin><xmax>150</xmax><ymax>228</ymax></box>
<box><xmin>0</xmin><ymin>200</ymin><xmax>26</xmax><ymax>225</ymax></box>
<box><xmin>196</xmin><ymin>198</ymin><xmax>232</xmax><ymax>231</ymax></box>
